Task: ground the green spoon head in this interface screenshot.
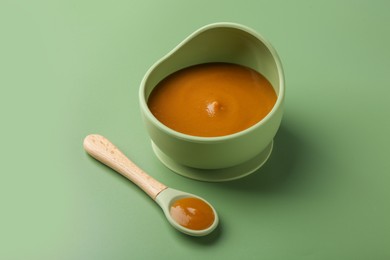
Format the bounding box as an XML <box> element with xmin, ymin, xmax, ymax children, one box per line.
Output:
<box><xmin>155</xmin><ymin>188</ymin><xmax>219</xmax><ymax>236</ymax></box>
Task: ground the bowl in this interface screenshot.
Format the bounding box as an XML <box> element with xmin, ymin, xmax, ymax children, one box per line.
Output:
<box><xmin>139</xmin><ymin>22</ymin><xmax>285</xmax><ymax>181</ymax></box>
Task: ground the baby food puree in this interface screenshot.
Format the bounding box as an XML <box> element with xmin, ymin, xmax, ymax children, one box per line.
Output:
<box><xmin>170</xmin><ymin>197</ymin><xmax>215</xmax><ymax>230</ymax></box>
<box><xmin>148</xmin><ymin>62</ymin><xmax>276</xmax><ymax>137</ymax></box>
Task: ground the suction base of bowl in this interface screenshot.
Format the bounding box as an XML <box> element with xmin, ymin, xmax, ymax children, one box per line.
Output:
<box><xmin>151</xmin><ymin>140</ymin><xmax>273</xmax><ymax>182</ymax></box>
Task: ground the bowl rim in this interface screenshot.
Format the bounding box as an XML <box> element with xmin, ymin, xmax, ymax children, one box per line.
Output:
<box><xmin>139</xmin><ymin>22</ymin><xmax>285</xmax><ymax>143</ymax></box>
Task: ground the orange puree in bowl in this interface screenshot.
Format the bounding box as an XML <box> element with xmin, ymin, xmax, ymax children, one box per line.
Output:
<box><xmin>147</xmin><ymin>62</ymin><xmax>277</xmax><ymax>137</ymax></box>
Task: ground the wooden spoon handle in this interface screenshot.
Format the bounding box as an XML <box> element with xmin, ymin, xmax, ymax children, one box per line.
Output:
<box><xmin>83</xmin><ymin>134</ymin><xmax>167</xmax><ymax>200</ymax></box>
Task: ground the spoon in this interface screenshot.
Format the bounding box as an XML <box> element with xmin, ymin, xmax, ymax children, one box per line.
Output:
<box><xmin>83</xmin><ymin>134</ymin><xmax>219</xmax><ymax>236</ymax></box>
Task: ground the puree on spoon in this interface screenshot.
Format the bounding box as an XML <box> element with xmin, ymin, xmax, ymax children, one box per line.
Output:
<box><xmin>147</xmin><ymin>62</ymin><xmax>277</xmax><ymax>137</ymax></box>
<box><xmin>170</xmin><ymin>197</ymin><xmax>215</xmax><ymax>230</ymax></box>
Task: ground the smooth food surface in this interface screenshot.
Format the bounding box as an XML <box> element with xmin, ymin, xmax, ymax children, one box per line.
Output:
<box><xmin>170</xmin><ymin>197</ymin><xmax>215</xmax><ymax>230</ymax></box>
<box><xmin>148</xmin><ymin>63</ymin><xmax>276</xmax><ymax>137</ymax></box>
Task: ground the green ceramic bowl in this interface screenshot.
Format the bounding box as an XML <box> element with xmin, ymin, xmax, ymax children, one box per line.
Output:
<box><xmin>139</xmin><ymin>22</ymin><xmax>285</xmax><ymax>181</ymax></box>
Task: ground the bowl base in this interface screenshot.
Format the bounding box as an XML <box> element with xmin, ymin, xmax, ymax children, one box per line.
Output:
<box><xmin>151</xmin><ymin>140</ymin><xmax>273</xmax><ymax>182</ymax></box>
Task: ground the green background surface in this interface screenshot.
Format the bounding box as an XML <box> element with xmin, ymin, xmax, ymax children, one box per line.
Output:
<box><xmin>1</xmin><ymin>0</ymin><xmax>389</xmax><ymax>259</ymax></box>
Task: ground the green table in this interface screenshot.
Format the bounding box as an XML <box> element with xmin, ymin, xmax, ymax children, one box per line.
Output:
<box><xmin>1</xmin><ymin>0</ymin><xmax>389</xmax><ymax>259</ymax></box>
